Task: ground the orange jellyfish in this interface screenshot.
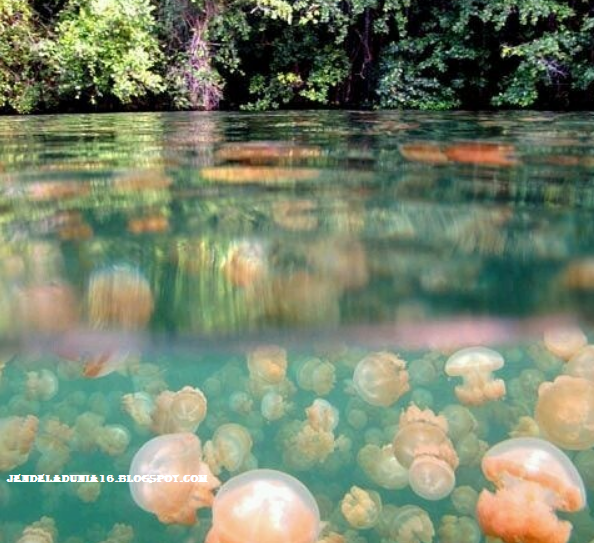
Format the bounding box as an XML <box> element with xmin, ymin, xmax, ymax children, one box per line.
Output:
<box><xmin>0</xmin><ymin>415</ymin><xmax>39</xmax><ymax>471</ymax></box>
<box><xmin>247</xmin><ymin>345</ymin><xmax>288</xmax><ymax>398</ymax></box>
<box><xmin>16</xmin><ymin>517</ymin><xmax>57</xmax><ymax>543</ymax></box>
<box><xmin>543</xmin><ymin>327</ymin><xmax>587</xmax><ymax>361</ymax></box>
<box><xmin>476</xmin><ymin>437</ymin><xmax>586</xmax><ymax>543</ymax></box>
<box><xmin>392</xmin><ymin>405</ymin><xmax>459</xmax><ymax>500</ymax></box>
<box><xmin>564</xmin><ymin>345</ymin><xmax>594</xmax><ymax>382</ymax></box>
<box><xmin>341</xmin><ymin>486</ymin><xmax>382</xmax><ymax>529</ymax></box>
<box><xmin>151</xmin><ymin>386</ymin><xmax>207</xmax><ymax>435</ymax></box>
<box><xmin>535</xmin><ymin>375</ymin><xmax>594</xmax><ymax>450</ymax></box>
<box><xmin>129</xmin><ymin>433</ymin><xmax>220</xmax><ymax>525</ymax></box>
<box><xmin>203</xmin><ymin>423</ymin><xmax>253</xmax><ymax>475</ymax></box>
<box><xmin>205</xmin><ymin>469</ymin><xmax>320</xmax><ymax>543</ymax></box>
<box><xmin>445</xmin><ymin>347</ymin><xmax>506</xmax><ymax>406</ymax></box>
<box><xmin>353</xmin><ymin>351</ymin><xmax>410</xmax><ymax>407</ymax></box>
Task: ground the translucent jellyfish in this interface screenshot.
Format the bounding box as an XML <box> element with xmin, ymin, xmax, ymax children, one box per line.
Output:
<box><xmin>247</xmin><ymin>345</ymin><xmax>288</xmax><ymax>398</ymax></box>
<box><xmin>444</xmin><ymin>347</ymin><xmax>506</xmax><ymax>406</ymax></box>
<box><xmin>76</xmin><ymin>480</ymin><xmax>101</xmax><ymax>503</ymax></box>
<box><xmin>121</xmin><ymin>392</ymin><xmax>155</xmax><ymax>429</ymax></box>
<box><xmin>229</xmin><ymin>391</ymin><xmax>254</xmax><ymax>415</ymax></box>
<box><xmin>438</xmin><ymin>515</ymin><xmax>481</xmax><ymax>543</ymax></box>
<box><xmin>451</xmin><ymin>486</ymin><xmax>479</xmax><ymax>516</ymax></box>
<box><xmin>352</xmin><ymin>351</ymin><xmax>410</xmax><ymax>407</ymax></box>
<box><xmin>16</xmin><ymin>517</ymin><xmax>57</xmax><ymax>543</ymax></box>
<box><xmin>260</xmin><ymin>391</ymin><xmax>290</xmax><ymax>421</ymax></box>
<box><xmin>203</xmin><ymin>423</ymin><xmax>253</xmax><ymax>475</ymax></box>
<box><xmin>0</xmin><ymin>415</ymin><xmax>39</xmax><ymax>471</ymax></box>
<box><xmin>509</xmin><ymin>415</ymin><xmax>540</xmax><ymax>438</ymax></box>
<box><xmin>87</xmin><ymin>264</ymin><xmax>154</xmax><ymax>330</ymax></box>
<box><xmin>129</xmin><ymin>433</ymin><xmax>220</xmax><ymax>525</ymax></box>
<box><xmin>296</xmin><ymin>358</ymin><xmax>336</xmax><ymax>396</ymax></box>
<box><xmin>477</xmin><ymin>437</ymin><xmax>586</xmax><ymax>543</ymax></box>
<box><xmin>282</xmin><ymin>420</ymin><xmax>336</xmax><ymax>470</ymax></box>
<box><xmin>96</xmin><ymin>424</ymin><xmax>131</xmax><ymax>456</ymax></box>
<box><xmin>71</xmin><ymin>412</ymin><xmax>105</xmax><ymax>452</ymax></box>
<box><xmin>439</xmin><ymin>405</ymin><xmax>477</xmax><ymax>443</ymax></box>
<box><xmin>205</xmin><ymin>469</ymin><xmax>320</xmax><ymax>543</ymax></box>
<box><xmin>357</xmin><ymin>444</ymin><xmax>408</xmax><ymax>490</ymax></box>
<box><xmin>25</xmin><ymin>370</ymin><xmax>59</xmax><ymax>401</ymax></box>
<box><xmin>306</xmin><ymin>399</ymin><xmax>339</xmax><ymax>432</ymax></box>
<box><xmin>454</xmin><ymin>432</ymin><xmax>488</xmax><ymax>467</ymax></box>
<box><xmin>341</xmin><ymin>486</ymin><xmax>382</xmax><ymax>529</ymax></box>
<box><xmin>151</xmin><ymin>386</ymin><xmax>207</xmax><ymax>435</ymax></box>
<box><xmin>35</xmin><ymin>418</ymin><xmax>72</xmax><ymax>474</ymax></box>
<box><xmin>97</xmin><ymin>524</ymin><xmax>134</xmax><ymax>543</ymax></box>
<box><xmin>543</xmin><ymin>327</ymin><xmax>587</xmax><ymax>361</ymax></box>
<box><xmin>535</xmin><ymin>375</ymin><xmax>594</xmax><ymax>450</ymax></box>
<box><xmin>376</xmin><ymin>504</ymin><xmax>435</xmax><ymax>543</ymax></box>
<box><xmin>564</xmin><ymin>345</ymin><xmax>594</xmax><ymax>381</ymax></box>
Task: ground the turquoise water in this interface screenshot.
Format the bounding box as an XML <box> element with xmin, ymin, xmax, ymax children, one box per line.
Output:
<box><xmin>1</xmin><ymin>111</ymin><xmax>594</xmax><ymax>542</ymax></box>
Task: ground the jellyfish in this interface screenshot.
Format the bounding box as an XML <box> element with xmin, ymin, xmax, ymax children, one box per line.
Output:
<box><xmin>205</xmin><ymin>469</ymin><xmax>320</xmax><ymax>543</ymax></box>
<box><xmin>151</xmin><ymin>386</ymin><xmax>207</xmax><ymax>435</ymax></box>
<box><xmin>229</xmin><ymin>391</ymin><xmax>254</xmax><ymax>415</ymax></box>
<box><xmin>129</xmin><ymin>433</ymin><xmax>220</xmax><ymax>525</ymax></box>
<box><xmin>282</xmin><ymin>419</ymin><xmax>336</xmax><ymax>470</ymax></box>
<box><xmin>357</xmin><ymin>444</ymin><xmax>408</xmax><ymax>490</ymax></box>
<box><xmin>535</xmin><ymin>375</ymin><xmax>594</xmax><ymax>450</ymax></box>
<box><xmin>352</xmin><ymin>351</ymin><xmax>410</xmax><ymax>407</ymax></box>
<box><xmin>97</xmin><ymin>524</ymin><xmax>134</xmax><ymax>543</ymax></box>
<box><xmin>87</xmin><ymin>264</ymin><xmax>154</xmax><ymax>330</ymax></box>
<box><xmin>509</xmin><ymin>415</ymin><xmax>540</xmax><ymax>438</ymax></box>
<box><xmin>260</xmin><ymin>391</ymin><xmax>290</xmax><ymax>421</ymax></box>
<box><xmin>437</xmin><ymin>516</ymin><xmax>481</xmax><ymax>543</ymax></box>
<box><xmin>76</xmin><ymin>480</ymin><xmax>101</xmax><ymax>503</ymax></box>
<box><xmin>203</xmin><ymin>423</ymin><xmax>253</xmax><ymax>475</ymax></box>
<box><xmin>341</xmin><ymin>486</ymin><xmax>382</xmax><ymax>530</ymax></box>
<box><xmin>96</xmin><ymin>424</ymin><xmax>131</xmax><ymax>456</ymax></box>
<box><xmin>71</xmin><ymin>412</ymin><xmax>105</xmax><ymax>452</ymax></box>
<box><xmin>35</xmin><ymin>418</ymin><xmax>72</xmax><ymax>474</ymax></box>
<box><xmin>121</xmin><ymin>392</ymin><xmax>155</xmax><ymax>429</ymax></box>
<box><xmin>543</xmin><ymin>327</ymin><xmax>587</xmax><ymax>361</ymax></box>
<box><xmin>439</xmin><ymin>405</ymin><xmax>477</xmax><ymax>443</ymax></box>
<box><xmin>376</xmin><ymin>504</ymin><xmax>435</xmax><ymax>543</ymax></box>
<box><xmin>24</xmin><ymin>369</ymin><xmax>58</xmax><ymax>401</ymax></box>
<box><xmin>451</xmin><ymin>486</ymin><xmax>479</xmax><ymax>516</ymax></box>
<box><xmin>0</xmin><ymin>415</ymin><xmax>39</xmax><ymax>471</ymax></box>
<box><xmin>296</xmin><ymin>358</ymin><xmax>336</xmax><ymax>396</ymax></box>
<box><xmin>564</xmin><ymin>345</ymin><xmax>594</xmax><ymax>381</ymax></box>
<box><xmin>247</xmin><ymin>345</ymin><xmax>289</xmax><ymax>398</ymax></box>
<box><xmin>306</xmin><ymin>399</ymin><xmax>339</xmax><ymax>432</ymax></box>
<box><xmin>444</xmin><ymin>347</ymin><xmax>506</xmax><ymax>406</ymax></box>
<box><xmin>392</xmin><ymin>405</ymin><xmax>459</xmax><ymax>500</ymax></box>
<box><xmin>16</xmin><ymin>517</ymin><xmax>57</xmax><ymax>543</ymax></box>
<box><xmin>476</xmin><ymin>437</ymin><xmax>586</xmax><ymax>543</ymax></box>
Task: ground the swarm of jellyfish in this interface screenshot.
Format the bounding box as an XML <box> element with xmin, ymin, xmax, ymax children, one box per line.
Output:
<box><xmin>3</xmin><ymin>256</ymin><xmax>594</xmax><ymax>543</ymax></box>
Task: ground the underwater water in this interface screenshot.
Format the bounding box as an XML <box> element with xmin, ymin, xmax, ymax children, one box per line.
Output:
<box><xmin>1</xmin><ymin>110</ymin><xmax>594</xmax><ymax>542</ymax></box>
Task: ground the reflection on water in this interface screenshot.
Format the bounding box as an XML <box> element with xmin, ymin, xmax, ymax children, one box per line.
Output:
<box><xmin>1</xmin><ymin>111</ymin><xmax>594</xmax><ymax>542</ymax></box>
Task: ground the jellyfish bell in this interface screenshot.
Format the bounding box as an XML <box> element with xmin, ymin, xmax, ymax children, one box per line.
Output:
<box><xmin>206</xmin><ymin>469</ymin><xmax>320</xmax><ymax>543</ymax></box>
<box><xmin>543</xmin><ymin>327</ymin><xmax>587</xmax><ymax>361</ymax></box>
<box><xmin>129</xmin><ymin>433</ymin><xmax>220</xmax><ymax>525</ymax></box>
<box><xmin>535</xmin><ymin>375</ymin><xmax>594</xmax><ymax>450</ymax></box>
<box><xmin>444</xmin><ymin>346</ymin><xmax>506</xmax><ymax>406</ymax></box>
<box><xmin>408</xmin><ymin>444</ymin><xmax>458</xmax><ymax>500</ymax></box>
<box><xmin>353</xmin><ymin>351</ymin><xmax>410</xmax><ymax>407</ymax></box>
<box><xmin>476</xmin><ymin>437</ymin><xmax>586</xmax><ymax>543</ymax></box>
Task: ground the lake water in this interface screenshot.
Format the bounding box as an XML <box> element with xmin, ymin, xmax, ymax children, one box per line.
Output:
<box><xmin>1</xmin><ymin>111</ymin><xmax>594</xmax><ymax>542</ymax></box>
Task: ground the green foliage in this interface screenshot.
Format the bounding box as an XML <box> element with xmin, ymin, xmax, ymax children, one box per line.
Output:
<box><xmin>0</xmin><ymin>0</ymin><xmax>44</xmax><ymax>112</ymax></box>
<box><xmin>47</xmin><ymin>0</ymin><xmax>163</xmax><ymax>105</ymax></box>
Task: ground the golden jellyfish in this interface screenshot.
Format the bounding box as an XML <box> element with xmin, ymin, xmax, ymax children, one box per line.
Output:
<box><xmin>98</xmin><ymin>524</ymin><xmax>134</xmax><ymax>543</ymax></box>
<box><xmin>229</xmin><ymin>391</ymin><xmax>254</xmax><ymax>415</ymax></box>
<box><xmin>0</xmin><ymin>415</ymin><xmax>38</xmax><ymax>471</ymax></box>
<box><xmin>16</xmin><ymin>517</ymin><xmax>57</xmax><ymax>543</ymax></box>
<box><xmin>509</xmin><ymin>415</ymin><xmax>540</xmax><ymax>438</ymax></box>
<box><xmin>377</xmin><ymin>504</ymin><xmax>435</xmax><ymax>543</ymax></box>
<box><xmin>247</xmin><ymin>345</ymin><xmax>288</xmax><ymax>397</ymax></box>
<box><xmin>282</xmin><ymin>420</ymin><xmax>336</xmax><ymax>470</ymax></box>
<box><xmin>121</xmin><ymin>392</ymin><xmax>155</xmax><ymax>429</ymax></box>
<box><xmin>476</xmin><ymin>437</ymin><xmax>586</xmax><ymax>543</ymax></box>
<box><xmin>535</xmin><ymin>375</ymin><xmax>594</xmax><ymax>450</ymax></box>
<box><xmin>87</xmin><ymin>264</ymin><xmax>154</xmax><ymax>330</ymax></box>
<box><xmin>408</xmin><ymin>441</ymin><xmax>459</xmax><ymax>500</ymax></box>
<box><xmin>96</xmin><ymin>424</ymin><xmax>131</xmax><ymax>456</ymax></box>
<box><xmin>352</xmin><ymin>351</ymin><xmax>410</xmax><ymax>407</ymax></box>
<box><xmin>151</xmin><ymin>386</ymin><xmax>207</xmax><ymax>435</ymax></box>
<box><xmin>357</xmin><ymin>443</ymin><xmax>408</xmax><ymax>490</ymax></box>
<box><xmin>205</xmin><ymin>469</ymin><xmax>320</xmax><ymax>543</ymax></box>
<box><xmin>71</xmin><ymin>412</ymin><xmax>104</xmax><ymax>452</ymax></box>
<box><xmin>25</xmin><ymin>370</ymin><xmax>59</xmax><ymax>401</ymax></box>
<box><xmin>260</xmin><ymin>391</ymin><xmax>290</xmax><ymax>421</ymax></box>
<box><xmin>129</xmin><ymin>433</ymin><xmax>220</xmax><ymax>525</ymax></box>
<box><xmin>438</xmin><ymin>515</ymin><xmax>481</xmax><ymax>543</ymax></box>
<box><xmin>564</xmin><ymin>345</ymin><xmax>594</xmax><ymax>381</ymax></box>
<box><xmin>35</xmin><ymin>418</ymin><xmax>72</xmax><ymax>474</ymax></box>
<box><xmin>306</xmin><ymin>399</ymin><xmax>339</xmax><ymax>432</ymax></box>
<box><xmin>296</xmin><ymin>358</ymin><xmax>336</xmax><ymax>396</ymax></box>
<box><xmin>204</xmin><ymin>423</ymin><xmax>253</xmax><ymax>475</ymax></box>
<box><xmin>451</xmin><ymin>485</ymin><xmax>479</xmax><ymax>516</ymax></box>
<box><xmin>543</xmin><ymin>327</ymin><xmax>587</xmax><ymax>361</ymax></box>
<box><xmin>439</xmin><ymin>405</ymin><xmax>477</xmax><ymax>443</ymax></box>
<box><xmin>444</xmin><ymin>347</ymin><xmax>506</xmax><ymax>406</ymax></box>
<box><xmin>76</xmin><ymin>480</ymin><xmax>101</xmax><ymax>503</ymax></box>
<box><xmin>340</xmin><ymin>486</ymin><xmax>382</xmax><ymax>530</ymax></box>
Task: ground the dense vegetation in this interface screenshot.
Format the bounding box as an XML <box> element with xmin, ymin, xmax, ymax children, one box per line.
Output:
<box><xmin>1</xmin><ymin>0</ymin><xmax>593</xmax><ymax>113</ymax></box>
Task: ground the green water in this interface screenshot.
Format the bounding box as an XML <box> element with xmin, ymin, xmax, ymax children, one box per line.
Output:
<box><xmin>1</xmin><ymin>111</ymin><xmax>594</xmax><ymax>542</ymax></box>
